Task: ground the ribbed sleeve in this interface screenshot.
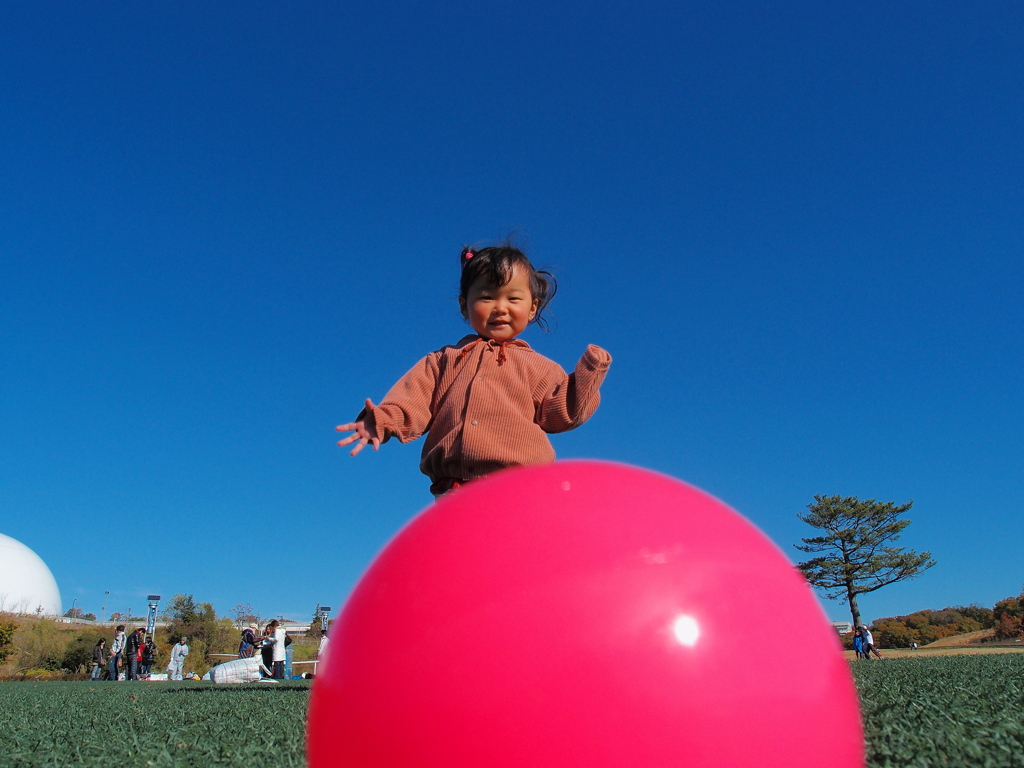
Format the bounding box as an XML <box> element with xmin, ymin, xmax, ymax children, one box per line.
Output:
<box><xmin>366</xmin><ymin>335</ymin><xmax>611</xmax><ymax>493</ymax></box>
<box><xmin>537</xmin><ymin>344</ymin><xmax>612</xmax><ymax>432</ymax></box>
<box><xmin>367</xmin><ymin>353</ymin><xmax>441</xmax><ymax>444</ymax></box>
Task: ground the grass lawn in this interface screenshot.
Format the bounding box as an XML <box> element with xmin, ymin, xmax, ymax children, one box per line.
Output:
<box><xmin>854</xmin><ymin>653</ymin><xmax>1024</xmax><ymax>768</ymax></box>
<box><xmin>2</xmin><ymin>653</ymin><xmax>1024</xmax><ymax>767</ymax></box>
<box><xmin>0</xmin><ymin>680</ymin><xmax>310</xmax><ymax>767</ymax></box>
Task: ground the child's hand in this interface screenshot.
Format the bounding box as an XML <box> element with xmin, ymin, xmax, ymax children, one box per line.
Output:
<box><xmin>336</xmin><ymin>398</ymin><xmax>382</xmax><ymax>456</ymax></box>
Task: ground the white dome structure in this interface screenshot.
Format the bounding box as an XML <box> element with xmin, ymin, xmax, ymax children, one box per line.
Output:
<box><xmin>0</xmin><ymin>534</ymin><xmax>62</xmax><ymax>617</ymax></box>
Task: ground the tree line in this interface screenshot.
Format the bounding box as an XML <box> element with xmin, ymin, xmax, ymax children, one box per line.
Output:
<box><xmin>2</xmin><ymin>494</ymin><xmax>1015</xmax><ymax>671</ymax></box>
<box><xmin>865</xmin><ymin>595</ymin><xmax>1023</xmax><ymax>648</ymax></box>
<box><xmin>0</xmin><ymin>594</ymin><xmax>320</xmax><ymax>678</ymax></box>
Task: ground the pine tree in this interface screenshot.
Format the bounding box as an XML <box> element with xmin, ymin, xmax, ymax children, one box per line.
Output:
<box><xmin>795</xmin><ymin>495</ymin><xmax>936</xmax><ymax>628</ymax></box>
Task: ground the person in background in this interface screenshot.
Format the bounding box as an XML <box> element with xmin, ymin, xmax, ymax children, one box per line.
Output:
<box><xmin>239</xmin><ymin>623</ymin><xmax>259</xmax><ymax>659</ymax></box>
<box><xmin>125</xmin><ymin>627</ymin><xmax>144</xmax><ymax>680</ymax></box>
<box><xmin>860</xmin><ymin>625</ymin><xmax>877</xmax><ymax>660</ymax></box>
<box><xmin>862</xmin><ymin>625</ymin><xmax>883</xmax><ymax>659</ymax></box>
<box><xmin>167</xmin><ymin>636</ymin><xmax>190</xmax><ymax>681</ymax></box>
<box><xmin>260</xmin><ymin>624</ymin><xmax>274</xmax><ymax>675</ymax></box>
<box><xmin>317</xmin><ymin>619</ymin><xmax>334</xmax><ymax>662</ymax></box>
<box><xmin>91</xmin><ymin>638</ymin><xmax>107</xmax><ymax>680</ymax></box>
<box><xmin>140</xmin><ymin>635</ymin><xmax>156</xmax><ymax>676</ymax></box>
<box><xmin>109</xmin><ymin>625</ymin><xmax>126</xmax><ymax>681</ymax></box>
<box><xmin>266</xmin><ymin>619</ymin><xmax>288</xmax><ymax>679</ymax></box>
<box><xmin>852</xmin><ymin>627</ymin><xmax>865</xmax><ymax>659</ymax></box>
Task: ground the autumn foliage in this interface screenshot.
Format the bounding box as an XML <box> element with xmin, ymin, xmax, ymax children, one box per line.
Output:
<box><xmin>993</xmin><ymin>591</ymin><xmax>1024</xmax><ymax>641</ymax></box>
<box><xmin>869</xmin><ymin>606</ymin><xmax>994</xmax><ymax>648</ymax></box>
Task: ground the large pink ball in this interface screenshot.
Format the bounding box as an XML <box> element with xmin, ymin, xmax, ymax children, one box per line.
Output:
<box><xmin>308</xmin><ymin>461</ymin><xmax>863</xmax><ymax>767</ymax></box>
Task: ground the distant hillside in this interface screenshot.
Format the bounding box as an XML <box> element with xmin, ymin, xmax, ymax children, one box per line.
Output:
<box><xmin>871</xmin><ymin>606</ymin><xmax>995</xmax><ymax>648</ymax></box>
<box><xmin>871</xmin><ymin>594</ymin><xmax>1024</xmax><ymax>648</ymax></box>
<box><xmin>923</xmin><ymin>629</ymin><xmax>995</xmax><ymax>647</ymax></box>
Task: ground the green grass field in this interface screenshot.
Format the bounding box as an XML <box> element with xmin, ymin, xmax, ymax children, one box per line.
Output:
<box><xmin>2</xmin><ymin>654</ymin><xmax>1023</xmax><ymax>767</ymax></box>
<box><xmin>854</xmin><ymin>653</ymin><xmax>1024</xmax><ymax>768</ymax></box>
<box><xmin>0</xmin><ymin>681</ymin><xmax>310</xmax><ymax>767</ymax></box>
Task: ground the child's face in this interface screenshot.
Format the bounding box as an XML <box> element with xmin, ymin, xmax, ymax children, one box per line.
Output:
<box><xmin>461</xmin><ymin>264</ymin><xmax>539</xmax><ymax>341</ymax></box>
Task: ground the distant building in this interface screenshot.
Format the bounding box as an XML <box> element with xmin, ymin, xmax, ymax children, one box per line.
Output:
<box><xmin>0</xmin><ymin>533</ymin><xmax>62</xmax><ymax>616</ymax></box>
<box><xmin>280</xmin><ymin>620</ymin><xmax>311</xmax><ymax>635</ymax></box>
<box><xmin>831</xmin><ymin>621</ymin><xmax>852</xmax><ymax>634</ymax></box>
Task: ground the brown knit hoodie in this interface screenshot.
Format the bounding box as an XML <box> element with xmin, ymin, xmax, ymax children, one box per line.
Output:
<box><xmin>364</xmin><ymin>335</ymin><xmax>611</xmax><ymax>494</ymax></box>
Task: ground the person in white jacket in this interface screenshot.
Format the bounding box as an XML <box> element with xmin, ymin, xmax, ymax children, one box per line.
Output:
<box><xmin>108</xmin><ymin>625</ymin><xmax>126</xmax><ymax>681</ymax></box>
<box><xmin>167</xmin><ymin>637</ymin><xmax>190</xmax><ymax>680</ymax></box>
<box><xmin>860</xmin><ymin>626</ymin><xmax>882</xmax><ymax>659</ymax></box>
<box><xmin>270</xmin><ymin>620</ymin><xmax>287</xmax><ymax>679</ymax></box>
<box><xmin>317</xmin><ymin>620</ymin><xmax>333</xmax><ymax>662</ymax></box>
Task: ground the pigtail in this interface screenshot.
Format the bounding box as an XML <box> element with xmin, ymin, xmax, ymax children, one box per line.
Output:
<box><xmin>530</xmin><ymin>268</ymin><xmax>557</xmax><ymax>332</ymax></box>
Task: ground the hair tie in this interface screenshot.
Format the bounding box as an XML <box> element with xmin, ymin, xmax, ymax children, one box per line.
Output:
<box><xmin>465</xmin><ymin>251</ymin><xmax>474</xmax><ymax>260</ymax></box>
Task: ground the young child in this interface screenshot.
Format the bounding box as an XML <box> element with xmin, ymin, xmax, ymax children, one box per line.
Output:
<box><xmin>337</xmin><ymin>243</ymin><xmax>612</xmax><ymax>496</ymax></box>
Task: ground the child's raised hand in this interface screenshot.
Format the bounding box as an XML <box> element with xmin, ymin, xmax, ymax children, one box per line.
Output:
<box><xmin>336</xmin><ymin>398</ymin><xmax>381</xmax><ymax>456</ymax></box>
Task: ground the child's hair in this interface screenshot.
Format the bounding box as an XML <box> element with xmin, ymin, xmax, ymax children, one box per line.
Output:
<box><xmin>458</xmin><ymin>243</ymin><xmax>557</xmax><ymax>331</ymax></box>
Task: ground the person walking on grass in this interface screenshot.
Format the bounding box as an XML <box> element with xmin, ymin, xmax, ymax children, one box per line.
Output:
<box><xmin>858</xmin><ymin>625</ymin><xmax>878</xmax><ymax>659</ymax></box>
<box><xmin>862</xmin><ymin>625</ymin><xmax>883</xmax><ymax>659</ymax></box>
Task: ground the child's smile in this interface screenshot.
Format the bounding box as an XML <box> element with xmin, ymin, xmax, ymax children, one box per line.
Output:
<box><xmin>462</xmin><ymin>264</ymin><xmax>539</xmax><ymax>342</ymax></box>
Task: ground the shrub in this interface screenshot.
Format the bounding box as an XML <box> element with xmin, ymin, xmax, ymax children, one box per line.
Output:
<box><xmin>993</xmin><ymin>592</ymin><xmax>1024</xmax><ymax>640</ymax></box>
<box><xmin>0</xmin><ymin>618</ymin><xmax>18</xmax><ymax>663</ymax></box>
<box><xmin>21</xmin><ymin>668</ymin><xmax>70</xmax><ymax>680</ymax></box>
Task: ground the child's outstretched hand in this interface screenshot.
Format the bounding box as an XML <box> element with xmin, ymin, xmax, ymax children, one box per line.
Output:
<box><xmin>336</xmin><ymin>398</ymin><xmax>381</xmax><ymax>456</ymax></box>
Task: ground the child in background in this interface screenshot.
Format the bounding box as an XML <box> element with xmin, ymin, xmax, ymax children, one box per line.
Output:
<box><xmin>337</xmin><ymin>243</ymin><xmax>611</xmax><ymax>497</ymax></box>
<box><xmin>141</xmin><ymin>635</ymin><xmax>156</xmax><ymax>676</ymax></box>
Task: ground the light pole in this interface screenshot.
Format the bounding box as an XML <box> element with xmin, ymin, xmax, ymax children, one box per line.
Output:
<box><xmin>71</xmin><ymin>598</ymin><xmax>78</xmax><ymax>620</ymax></box>
<box><xmin>146</xmin><ymin>595</ymin><xmax>161</xmax><ymax>643</ymax></box>
<box><xmin>102</xmin><ymin>591</ymin><xmax>109</xmax><ymax>623</ymax></box>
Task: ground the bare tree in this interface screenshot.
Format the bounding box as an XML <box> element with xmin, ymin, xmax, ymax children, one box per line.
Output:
<box><xmin>231</xmin><ymin>603</ymin><xmax>260</xmax><ymax>630</ymax></box>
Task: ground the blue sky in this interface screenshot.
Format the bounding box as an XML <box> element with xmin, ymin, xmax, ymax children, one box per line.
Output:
<box><xmin>1</xmin><ymin>2</ymin><xmax>1021</xmax><ymax>626</ymax></box>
